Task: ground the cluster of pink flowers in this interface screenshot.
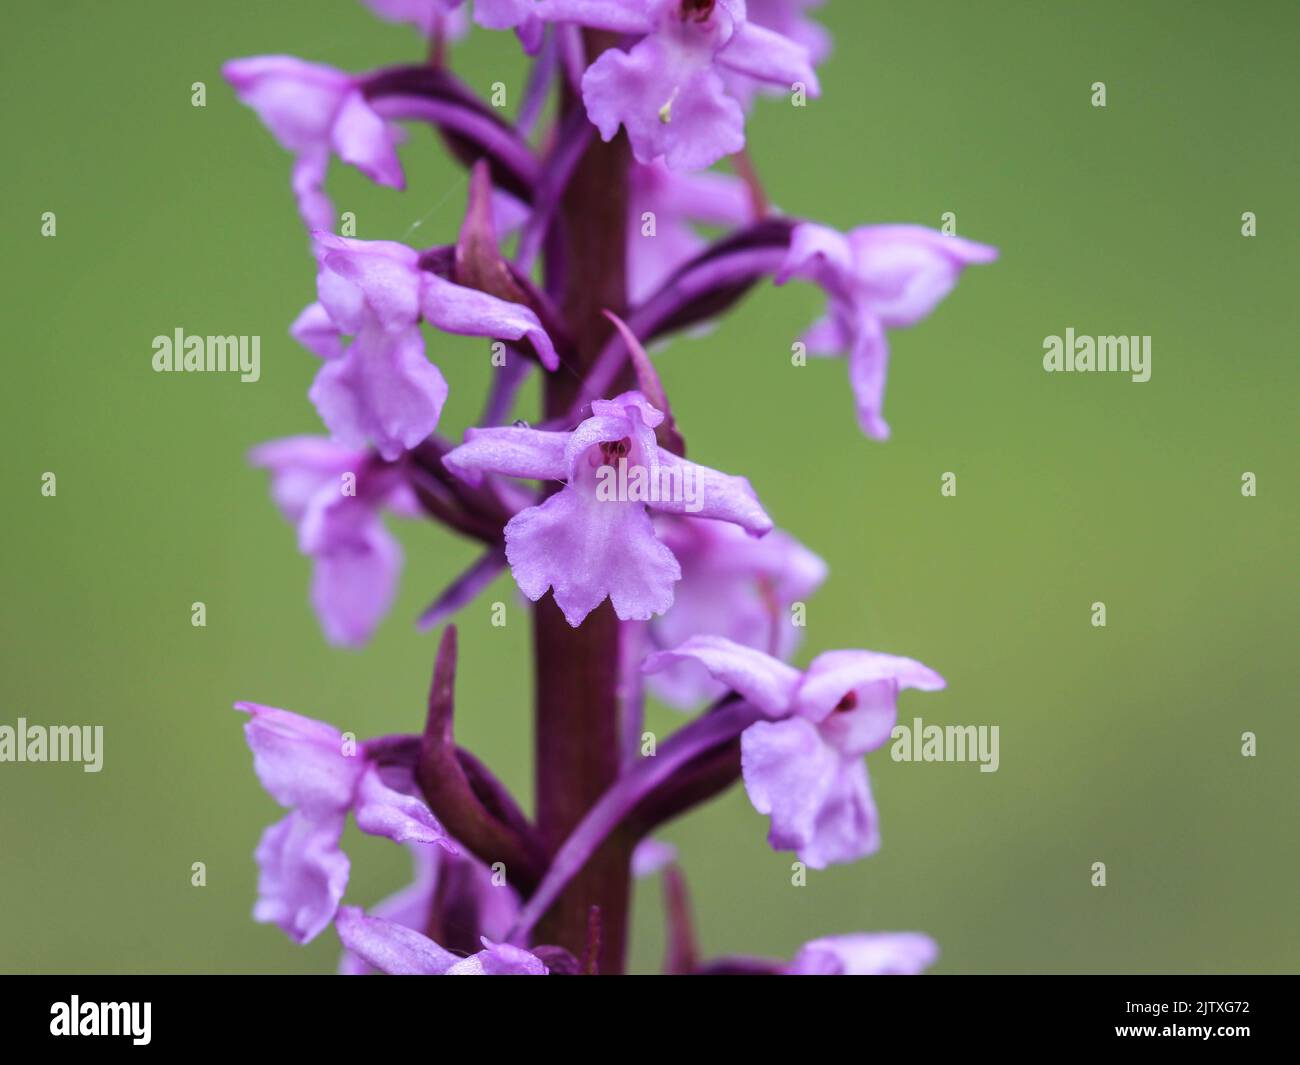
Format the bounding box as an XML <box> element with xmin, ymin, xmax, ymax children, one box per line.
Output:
<box><xmin>227</xmin><ymin>0</ymin><xmax>995</xmax><ymax>975</ymax></box>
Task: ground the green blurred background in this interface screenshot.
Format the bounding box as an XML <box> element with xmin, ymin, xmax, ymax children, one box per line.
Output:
<box><xmin>2</xmin><ymin>0</ymin><xmax>1296</xmax><ymax>974</ymax></box>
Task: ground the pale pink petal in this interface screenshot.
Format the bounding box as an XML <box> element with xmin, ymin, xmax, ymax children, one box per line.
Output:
<box><xmin>798</xmin><ymin>758</ymin><xmax>880</xmax><ymax>867</ymax></box>
<box><xmin>253</xmin><ymin>811</ymin><xmax>350</xmax><ymax>944</ymax></box>
<box><xmin>331</xmin><ymin>90</ymin><xmax>406</xmax><ymax>189</ymax></box>
<box><xmin>717</xmin><ymin>21</ymin><xmax>820</xmax><ymax>93</ymax></box>
<box><xmin>315</xmin><ymin>263</ymin><xmax>368</xmax><ymax>336</ymax></box>
<box><xmin>353</xmin><ymin>763</ymin><xmax>456</xmax><ymax>847</ymax></box>
<box><xmin>363</xmin><ymin>0</ymin><xmax>468</xmax><ymax>38</ymax></box>
<box><xmin>788</xmin><ymin>932</ymin><xmax>939</xmax><ymax>975</ymax></box>
<box><xmin>223</xmin><ymin>56</ymin><xmax>350</xmax><ymax>153</ymax></box>
<box><xmin>740</xmin><ymin>716</ymin><xmax>838</xmax><ymax>851</ymax></box>
<box><xmin>563</xmin><ymin>412</ymin><xmax>636</xmax><ymax>472</ymax></box>
<box><xmin>339</xmin><ymin>846</ymin><xmax>521</xmax><ymax>975</ymax></box>
<box><xmin>582</xmin><ymin>33</ymin><xmax>745</xmax><ymax>169</ymax></box>
<box><xmin>798</xmin><ymin>648</ymin><xmax>946</xmax><ymax>722</ymax></box>
<box><xmin>590</xmin><ymin>390</ymin><xmax>665</xmax><ymax>429</ymax></box>
<box><xmin>475</xmin><ymin>0</ymin><xmax>546</xmax><ymax>39</ymax></box>
<box><xmin>339</xmin><ymin>844</ymin><xmax>439</xmax><ymax>974</ymax></box>
<box><xmin>505</xmin><ymin>487</ymin><xmax>680</xmax><ymax>626</ymax></box>
<box><xmin>775</xmin><ymin>221</ymin><xmax>854</xmax><ymax>292</ymax></box>
<box><xmin>314</xmin><ymin>234</ymin><xmax>422</xmax><ymax>332</ymax></box>
<box><xmin>642</xmin><ymin>634</ymin><xmax>801</xmax><ymax>715</ymax></box>
<box><xmin>845</xmin><ymin>312</ymin><xmax>891</xmax><ymax>440</ymax></box>
<box><xmin>309</xmin><ymin>325</ymin><xmax>448</xmax><ymax>461</ymax></box>
<box><xmin>802</xmin><ymin>313</ymin><xmax>847</xmax><ymax>355</ymax></box>
<box><xmin>309</xmin><ymin>513</ymin><xmax>403</xmax><ymax>647</ymax></box>
<box><xmin>247</xmin><ymin>435</ymin><xmax>362</xmax><ymax>524</ymax></box>
<box><xmin>746</xmin><ymin>0</ymin><xmax>831</xmax><ymax>64</ymax></box>
<box><xmin>444</xmin><ymin>938</ymin><xmax>548</xmax><ymax>975</ymax></box>
<box><xmin>237</xmin><ymin>702</ymin><xmax>360</xmax><ymax>813</ymax></box>
<box><xmin>442</xmin><ymin>426</ymin><xmax>570</xmax><ymax>486</ymax></box>
<box><xmin>290</xmin><ymin>301</ymin><xmax>345</xmax><ymax>361</ymax></box>
<box><xmin>650</xmin><ymin>451</ymin><xmax>773</xmax><ymax>535</ymax></box>
<box><xmin>419</xmin><ymin>272</ymin><xmax>558</xmax><ymax>370</ymax></box>
<box><xmin>335</xmin><ymin>905</ymin><xmax>460</xmax><ymax>974</ymax></box>
<box><xmin>743</xmin><ymin>719</ymin><xmax>880</xmax><ymax>869</ymax></box>
<box><xmin>535</xmin><ymin>0</ymin><xmax>653</xmax><ymax>34</ymax></box>
<box><xmin>847</xmin><ymin>225</ymin><xmax>998</xmax><ymax>329</ymax></box>
<box><xmin>291</xmin><ymin>148</ymin><xmax>336</xmax><ymax>232</ymax></box>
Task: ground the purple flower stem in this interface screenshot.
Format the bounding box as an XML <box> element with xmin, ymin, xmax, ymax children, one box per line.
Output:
<box><xmin>530</xmin><ymin>30</ymin><xmax>637</xmax><ymax>973</ymax></box>
<box><xmin>509</xmin><ymin>700</ymin><xmax>762</xmax><ymax>947</ymax></box>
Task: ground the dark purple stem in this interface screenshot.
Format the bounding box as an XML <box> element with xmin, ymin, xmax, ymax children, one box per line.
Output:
<box><xmin>531</xmin><ymin>29</ymin><xmax>636</xmax><ymax>974</ymax></box>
